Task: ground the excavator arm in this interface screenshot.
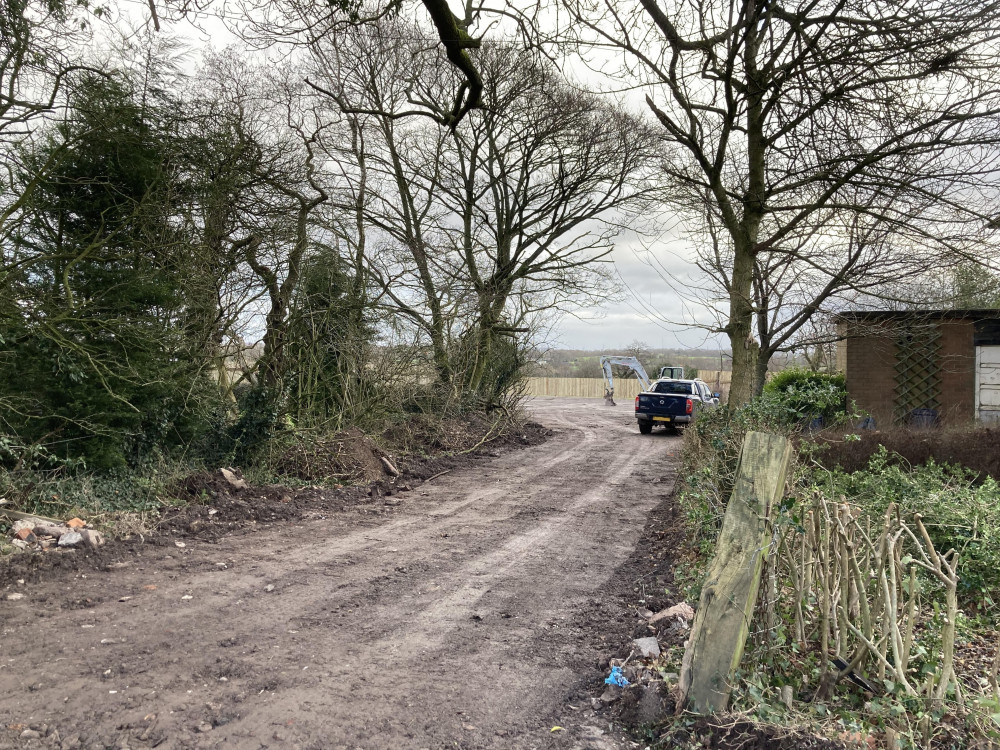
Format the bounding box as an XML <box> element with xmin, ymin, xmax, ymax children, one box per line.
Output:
<box><xmin>600</xmin><ymin>356</ymin><xmax>652</xmax><ymax>405</ymax></box>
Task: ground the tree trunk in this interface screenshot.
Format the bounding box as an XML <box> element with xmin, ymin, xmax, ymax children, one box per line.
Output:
<box><xmin>465</xmin><ymin>324</ymin><xmax>493</xmax><ymax>393</ymax></box>
<box><xmin>253</xmin><ymin>191</ymin><xmax>325</xmax><ymax>391</ymax></box>
<box><xmin>260</xmin><ymin>308</ymin><xmax>288</xmax><ymax>390</ymax></box>
<box><xmin>753</xmin><ymin>354</ymin><xmax>770</xmax><ymax>398</ymax></box>
<box><xmin>464</xmin><ymin>302</ymin><xmax>498</xmax><ymax>393</ymax></box>
<box><xmin>728</xmin><ymin>3</ymin><xmax>765</xmax><ymax>407</ymax></box>
<box><xmin>429</xmin><ymin>327</ymin><xmax>452</xmax><ymax>385</ymax></box>
<box><xmin>727</xmin><ymin>238</ymin><xmax>760</xmax><ymax>406</ymax></box>
<box><xmin>465</xmin><ymin>280</ymin><xmax>511</xmax><ymax>393</ymax></box>
<box><xmin>381</xmin><ymin>121</ymin><xmax>451</xmax><ymax>386</ymax></box>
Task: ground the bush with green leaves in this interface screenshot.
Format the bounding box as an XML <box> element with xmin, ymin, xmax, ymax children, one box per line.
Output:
<box><xmin>678</xmin><ymin>378</ymin><xmax>846</xmax><ymax>532</ymax></box>
<box><xmin>807</xmin><ymin>446</ymin><xmax>1000</xmax><ymax>609</ymax></box>
<box><xmin>671</xmin><ymin>378</ymin><xmax>998</xmax><ymax>747</ymax></box>
<box><xmin>0</xmin><ymin>423</ymin><xmax>170</xmax><ymax>532</ymax></box>
<box><xmin>1</xmin><ymin>73</ymin><xmax>222</xmax><ymax>471</ymax></box>
<box><xmin>686</xmin><ymin>394</ymin><xmax>999</xmax><ymax>609</ymax></box>
<box><xmin>677</xmin><ymin>398</ymin><xmax>798</xmax><ymax>552</ymax></box>
<box><xmin>285</xmin><ymin>249</ymin><xmax>375</xmax><ymax>429</ymax></box>
<box><xmin>761</xmin><ymin>368</ymin><xmax>848</xmax><ymax>426</ymax></box>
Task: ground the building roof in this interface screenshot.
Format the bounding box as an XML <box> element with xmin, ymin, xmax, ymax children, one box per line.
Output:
<box><xmin>834</xmin><ymin>308</ymin><xmax>1000</xmax><ymax>322</ymax></box>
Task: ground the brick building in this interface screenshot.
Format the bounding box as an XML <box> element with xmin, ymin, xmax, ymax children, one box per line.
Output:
<box><xmin>835</xmin><ymin>310</ymin><xmax>1000</xmax><ymax>425</ymax></box>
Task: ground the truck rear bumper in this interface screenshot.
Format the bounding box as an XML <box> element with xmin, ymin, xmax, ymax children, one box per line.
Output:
<box><xmin>636</xmin><ymin>415</ymin><xmax>692</xmax><ymax>425</ymax></box>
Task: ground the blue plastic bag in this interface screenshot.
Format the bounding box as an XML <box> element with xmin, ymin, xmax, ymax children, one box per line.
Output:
<box><xmin>604</xmin><ymin>665</ymin><xmax>630</xmax><ymax>687</ymax></box>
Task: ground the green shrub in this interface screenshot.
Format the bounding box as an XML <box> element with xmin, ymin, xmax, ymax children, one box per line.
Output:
<box><xmin>806</xmin><ymin>446</ymin><xmax>1000</xmax><ymax>609</ymax></box>
<box><xmin>679</xmin><ymin>381</ymin><xmax>847</xmax><ymax>544</ymax></box>
<box><xmin>671</xmin><ymin>388</ymin><xmax>998</xmax><ymax>747</ymax></box>
<box><xmin>677</xmin><ymin>399</ymin><xmax>798</xmax><ymax>552</ymax></box>
<box><xmin>0</xmin><ymin>456</ymin><xmax>186</xmax><ymax>524</ymax></box>
<box><xmin>224</xmin><ymin>385</ymin><xmax>285</xmax><ymax>464</ymax></box>
<box><xmin>764</xmin><ymin>367</ymin><xmax>846</xmax><ymax>393</ymax></box>
<box><xmin>761</xmin><ymin>368</ymin><xmax>848</xmax><ymax>426</ymax></box>
<box><xmin>683</xmin><ymin>392</ymin><xmax>1000</xmax><ymax>608</ymax></box>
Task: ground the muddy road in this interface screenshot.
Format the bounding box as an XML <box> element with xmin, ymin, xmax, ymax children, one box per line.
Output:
<box><xmin>1</xmin><ymin>398</ymin><xmax>681</xmax><ymax>750</ymax></box>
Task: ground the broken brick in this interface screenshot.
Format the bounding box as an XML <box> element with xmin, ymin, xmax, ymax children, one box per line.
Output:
<box><xmin>14</xmin><ymin>527</ymin><xmax>35</xmax><ymax>542</ymax></box>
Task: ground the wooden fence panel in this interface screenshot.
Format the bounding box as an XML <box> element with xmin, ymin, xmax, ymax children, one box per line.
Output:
<box><xmin>526</xmin><ymin>372</ymin><xmax>732</xmax><ymax>400</ymax></box>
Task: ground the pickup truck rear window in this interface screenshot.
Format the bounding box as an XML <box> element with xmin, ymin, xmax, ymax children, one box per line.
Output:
<box><xmin>653</xmin><ymin>382</ymin><xmax>692</xmax><ymax>394</ymax></box>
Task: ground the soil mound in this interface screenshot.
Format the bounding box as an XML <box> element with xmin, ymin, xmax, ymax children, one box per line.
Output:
<box><xmin>382</xmin><ymin>413</ymin><xmax>491</xmax><ymax>454</ymax></box>
<box><xmin>272</xmin><ymin>428</ymin><xmax>387</xmax><ymax>483</ymax></box>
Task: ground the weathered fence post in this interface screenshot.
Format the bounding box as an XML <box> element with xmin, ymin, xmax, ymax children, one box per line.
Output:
<box><xmin>677</xmin><ymin>430</ymin><xmax>792</xmax><ymax>714</ymax></box>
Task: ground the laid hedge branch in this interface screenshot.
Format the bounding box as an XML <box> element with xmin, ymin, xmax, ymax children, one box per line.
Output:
<box><xmin>768</xmin><ymin>499</ymin><xmax>962</xmax><ymax>706</ymax></box>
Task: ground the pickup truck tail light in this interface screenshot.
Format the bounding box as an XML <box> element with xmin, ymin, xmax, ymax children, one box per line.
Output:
<box><xmin>635</xmin><ymin>395</ymin><xmax>640</xmax><ymax>411</ymax></box>
<box><xmin>686</xmin><ymin>398</ymin><xmax>693</xmax><ymax>414</ymax></box>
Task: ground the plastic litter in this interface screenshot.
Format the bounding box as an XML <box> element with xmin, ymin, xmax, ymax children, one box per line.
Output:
<box><xmin>604</xmin><ymin>665</ymin><xmax>630</xmax><ymax>687</ymax></box>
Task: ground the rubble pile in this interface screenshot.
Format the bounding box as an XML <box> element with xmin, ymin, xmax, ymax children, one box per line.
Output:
<box><xmin>4</xmin><ymin>515</ymin><xmax>104</xmax><ymax>552</ymax></box>
<box><xmin>594</xmin><ymin>601</ymin><xmax>697</xmax><ymax>718</ymax></box>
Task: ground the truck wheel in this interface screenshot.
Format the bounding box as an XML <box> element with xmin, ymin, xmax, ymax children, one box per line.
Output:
<box><xmin>638</xmin><ymin>422</ymin><xmax>652</xmax><ymax>434</ymax></box>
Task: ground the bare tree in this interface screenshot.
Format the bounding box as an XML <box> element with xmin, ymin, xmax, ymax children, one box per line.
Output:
<box><xmin>176</xmin><ymin>53</ymin><xmax>335</xmax><ymax>397</ymax></box>
<box><xmin>310</xmin><ymin>27</ymin><xmax>658</xmax><ymax>392</ymax></box>
<box><xmin>311</xmin><ymin>23</ymin><xmax>464</xmax><ymax>382</ymax></box>
<box><xmin>666</xmin><ymin>187</ymin><xmax>975</xmax><ymax>387</ymax></box>
<box><xmin>157</xmin><ymin>0</ymin><xmax>495</xmax><ymax>127</ymax></box>
<box><xmin>947</xmin><ymin>262</ymin><xmax>1000</xmax><ymax>308</ymax></box>
<box><xmin>1</xmin><ymin>0</ymin><xmax>106</xmax><ymax>241</ymax></box>
<box><xmin>435</xmin><ymin>43</ymin><xmax>659</xmax><ymax>391</ymax></box>
<box><xmin>0</xmin><ymin>0</ymin><xmax>99</xmax><ymax>141</ymax></box>
<box><xmin>550</xmin><ymin>0</ymin><xmax>1000</xmax><ymax>403</ymax></box>
<box><xmin>244</xmin><ymin>69</ymin><xmax>330</xmax><ymax>389</ymax></box>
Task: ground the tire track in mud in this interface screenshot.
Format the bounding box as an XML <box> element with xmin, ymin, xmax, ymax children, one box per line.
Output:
<box><xmin>0</xmin><ymin>398</ymin><xmax>680</xmax><ymax>750</ymax></box>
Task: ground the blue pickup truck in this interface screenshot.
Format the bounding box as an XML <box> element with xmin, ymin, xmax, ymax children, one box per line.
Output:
<box><xmin>635</xmin><ymin>379</ymin><xmax>720</xmax><ymax>434</ymax></box>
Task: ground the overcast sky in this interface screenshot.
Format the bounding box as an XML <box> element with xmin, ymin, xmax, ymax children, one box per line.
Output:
<box><xmin>548</xmin><ymin>229</ymin><xmax>729</xmax><ymax>352</ymax></box>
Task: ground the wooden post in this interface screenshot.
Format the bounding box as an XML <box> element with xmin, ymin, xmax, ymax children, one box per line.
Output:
<box><xmin>677</xmin><ymin>431</ymin><xmax>793</xmax><ymax>714</ymax></box>
<box><xmin>0</xmin><ymin>508</ymin><xmax>63</xmax><ymax>525</ymax></box>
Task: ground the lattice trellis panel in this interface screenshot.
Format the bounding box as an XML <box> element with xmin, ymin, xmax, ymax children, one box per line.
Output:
<box><xmin>894</xmin><ymin>324</ymin><xmax>941</xmax><ymax>421</ymax></box>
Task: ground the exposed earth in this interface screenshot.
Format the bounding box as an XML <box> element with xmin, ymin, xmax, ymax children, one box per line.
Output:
<box><xmin>0</xmin><ymin>398</ymin><xmax>684</xmax><ymax>750</ymax></box>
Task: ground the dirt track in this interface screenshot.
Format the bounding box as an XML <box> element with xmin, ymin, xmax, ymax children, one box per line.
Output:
<box><xmin>0</xmin><ymin>398</ymin><xmax>681</xmax><ymax>750</ymax></box>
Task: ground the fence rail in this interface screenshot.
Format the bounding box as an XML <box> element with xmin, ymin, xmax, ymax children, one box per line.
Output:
<box><xmin>526</xmin><ymin>371</ymin><xmax>732</xmax><ymax>400</ymax></box>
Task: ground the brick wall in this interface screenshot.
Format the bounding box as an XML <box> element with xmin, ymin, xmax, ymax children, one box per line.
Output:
<box><xmin>844</xmin><ymin>323</ymin><xmax>897</xmax><ymax>425</ymax></box>
<box><xmin>843</xmin><ymin>317</ymin><xmax>976</xmax><ymax>426</ymax></box>
<box><xmin>938</xmin><ymin>320</ymin><xmax>976</xmax><ymax>422</ymax></box>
